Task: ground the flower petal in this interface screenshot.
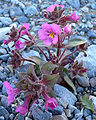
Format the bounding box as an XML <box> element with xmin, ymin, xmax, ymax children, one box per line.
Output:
<box><xmin>18</xmin><ymin>23</ymin><xmax>29</xmax><ymax>35</ymax></box>
<box><xmin>46</xmin><ymin>4</ymin><xmax>56</xmax><ymax>12</ymax></box>
<box><xmin>16</xmin><ymin>97</ymin><xmax>30</xmax><ymax>115</ymax></box>
<box><xmin>43</xmin><ymin>39</ymin><xmax>52</xmax><ymax>46</ymax></box>
<box><xmin>52</xmin><ymin>35</ymin><xmax>58</xmax><ymax>44</ymax></box>
<box><xmin>51</xmin><ymin>23</ymin><xmax>61</xmax><ymax>34</ymax></box>
<box><xmin>38</xmin><ymin>29</ymin><xmax>49</xmax><ymax>40</ymax></box>
<box><xmin>41</xmin><ymin>23</ymin><xmax>52</xmax><ymax>32</ymax></box>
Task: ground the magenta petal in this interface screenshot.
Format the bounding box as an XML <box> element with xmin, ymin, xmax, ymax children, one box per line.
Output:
<box><xmin>16</xmin><ymin>106</ymin><xmax>28</xmax><ymax>115</ymax></box>
<box><xmin>52</xmin><ymin>35</ymin><xmax>58</xmax><ymax>44</ymax></box>
<box><xmin>41</xmin><ymin>23</ymin><xmax>52</xmax><ymax>32</ymax></box>
<box><xmin>3</xmin><ymin>39</ymin><xmax>11</xmax><ymax>45</ymax></box>
<box><xmin>43</xmin><ymin>39</ymin><xmax>52</xmax><ymax>46</ymax></box>
<box><xmin>16</xmin><ymin>97</ymin><xmax>30</xmax><ymax>115</ymax></box>
<box><xmin>45</xmin><ymin>103</ymin><xmax>48</xmax><ymax>111</ymax></box>
<box><xmin>46</xmin><ymin>4</ymin><xmax>64</xmax><ymax>13</ymax></box>
<box><xmin>38</xmin><ymin>29</ymin><xmax>48</xmax><ymax>40</ymax></box>
<box><xmin>15</xmin><ymin>40</ymin><xmax>25</xmax><ymax>50</ymax></box>
<box><xmin>3</xmin><ymin>81</ymin><xmax>12</xmax><ymax>95</ymax></box>
<box><xmin>18</xmin><ymin>23</ymin><xmax>29</xmax><ymax>35</ymax></box>
<box><xmin>3</xmin><ymin>81</ymin><xmax>20</xmax><ymax>105</ymax></box>
<box><xmin>46</xmin><ymin>4</ymin><xmax>56</xmax><ymax>12</ymax></box>
<box><xmin>51</xmin><ymin>23</ymin><xmax>61</xmax><ymax>34</ymax></box>
<box><xmin>23</xmin><ymin>23</ymin><xmax>29</xmax><ymax>30</ymax></box>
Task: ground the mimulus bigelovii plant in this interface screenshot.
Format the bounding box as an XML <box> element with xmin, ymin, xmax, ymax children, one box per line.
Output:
<box><xmin>2</xmin><ymin>3</ymin><xmax>88</xmax><ymax>115</ymax></box>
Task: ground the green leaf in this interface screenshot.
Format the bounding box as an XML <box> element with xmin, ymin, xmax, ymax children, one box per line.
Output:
<box><xmin>41</xmin><ymin>62</ymin><xmax>58</xmax><ymax>74</ymax></box>
<box><xmin>81</xmin><ymin>95</ymin><xmax>96</xmax><ymax>113</ymax></box>
<box><xmin>17</xmin><ymin>72</ymin><xmax>28</xmax><ymax>80</ymax></box>
<box><xmin>67</xmin><ymin>37</ymin><xmax>87</xmax><ymax>48</ymax></box>
<box><xmin>64</xmin><ymin>75</ymin><xmax>76</xmax><ymax>94</ymax></box>
<box><xmin>59</xmin><ymin>66</ymin><xmax>69</xmax><ymax>76</ymax></box>
<box><xmin>43</xmin><ymin>73</ymin><xmax>59</xmax><ymax>88</ymax></box>
<box><xmin>28</xmin><ymin>56</ymin><xmax>45</xmax><ymax>66</ymax></box>
<box><xmin>27</xmin><ymin>65</ymin><xmax>39</xmax><ymax>82</ymax></box>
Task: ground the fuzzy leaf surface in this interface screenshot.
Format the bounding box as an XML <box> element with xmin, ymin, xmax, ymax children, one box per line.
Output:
<box><xmin>81</xmin><ymin>95</ymin><xmax>96</xmax><ymax>113</ymax></box>
<box><xmin>43</xmin><ymin>73</ymin><xmax>59</xmax><ymax>88</ymax></box>
<box><xmin>41</xmin><ymin>62</ymin><xmax>58</xmax><ymax>74</ymax></box>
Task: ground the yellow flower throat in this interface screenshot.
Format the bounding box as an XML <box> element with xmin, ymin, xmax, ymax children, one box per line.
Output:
<box><xmin>49</xmin><ymin>32</ymin><xmax>54</xmax><ymax>38</ymax></box>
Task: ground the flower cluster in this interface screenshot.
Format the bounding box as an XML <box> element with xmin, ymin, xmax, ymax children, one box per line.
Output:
<box><xmin>2</xmin><ymin>3</ymin><xmax>87</xmax><ymax>116</ymax></box>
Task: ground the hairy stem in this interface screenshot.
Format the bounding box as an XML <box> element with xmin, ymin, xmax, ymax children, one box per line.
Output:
<box><xmin>58</xmin><ymin>48</ymin><xmax>66</xmax><ymax>62</ymax></box>
<box><xmin>65</xmin><ymin>48</ymin><xmax>78</xmax><ymax>58</ymax></box>
<box><xmin>37</xmin><ymin>47</ymin><xmax>49</xmax><ymax>61</ymax></box>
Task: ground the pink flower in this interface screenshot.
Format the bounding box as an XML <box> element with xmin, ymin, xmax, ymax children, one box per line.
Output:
<box><xmin>3</xmin><ymin>81</ymin><xmax>20</xmax><ymax>105</ymax></box>
<box><xmin>70</xmin><ymin>12</ymin><xmax>79</xmax><ymax>22</ymax></box>
<box><xmin>38</xmin><ymin>23</ymin><xmax>61</xmax><ymax>46</ymax></box>
<box><xmin>16</xmin><ymin>97</ymin><xmax>30</xmax><ymax>115</ymax></box>
<box><xmin>46</xmin><ymin>4</ymin><xmax>64</xmax><ymax>13</ymax></box>
<box><xmin>3</xmin><ymin>39</ymin><xmax>11</xmax><ymax>45</ymax></box>
<box><xmin>64</xmin><ymin>24</ymin><xmax>71</xmax><ymax>34</ymax></box>
<box><xmin>42</xmin><ymin>91</ymin><xmax>57</xmax><ymax>110</ymax></box>
<box><xmin>18</xmin><ymin>23</ymin><xmax>29</xmax><ymax>35</ymax></box>
<box><xmin>15</xmin><ymin>40</ymin><xmax>26</xmax><ymax>50</ymax></box>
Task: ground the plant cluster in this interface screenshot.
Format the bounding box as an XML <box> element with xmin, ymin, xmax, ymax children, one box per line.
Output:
<box><xmin>3</xmin><ymin>4</ymin><xmax>89</xmax><ymax>115</ymax></box>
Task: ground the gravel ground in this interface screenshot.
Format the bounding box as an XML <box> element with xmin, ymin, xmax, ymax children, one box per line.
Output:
<box><xmin>0</xmin><ymin>0</ymin><xmax>96</xmax><ymax>120</ymax></box>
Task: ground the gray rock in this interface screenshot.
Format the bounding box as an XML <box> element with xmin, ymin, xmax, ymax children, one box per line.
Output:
<box><xmin>56</xmin><ymin>97</ymin><xmax>68</xmax><ymax>108</ymax></box>
<box><xmin>0</xmin><ymin>27</ymin><xmax>11</xmax><ymax>43</ymax></box>
<box><xmin>30</xmin><ymin>104</ymin><xmax>52</xmax><ymax>120</ymax></box>
<box><xmin>24</xmin><ymin>6</ymin><xmax>37</xmax><ymax>17</ymax></box>
<box><xmin>87</xmin><ymin>21</ymin><xmax>93</xmax><ymax>28</ymax></box>
<box><xmin>86</xmin><ymin>115</ymin><xmax>92</xmax><ymax>120</ymax></box>
<box><xmin>65</xmin><ymin>109</ymin><xmax>71</xmax><ymax>117</ymax></box>
<box><xmin>0</xmin><ymin>22</ymin><xmax>3</xmax><ymax>28</ymax></box>
<box><xmin>52</xmin><ymin>112</ymin><xmax>68</xmax><ymax>120</ymax></box>
<box><xmin>22</xmin><ymin>50</ymin><xmax>40</xmax><ymax>64</ymax></box>
<box><xmin>0</xmin><ymin>72</ymin><xmax>6</xmax><ymax>81</ymax></box>
<box><xmin>2</xmin><ymin>86</ymin><xmax>7</xmax><ymax>95</ymax></box>
<box><xmin>17</xmin><ymin>16</ymin><xmax>29</xmax><ymax>23</ymax></box>
<box><xmin>83</xmin><ymin>109</ymin><xmax>91</xmax><ymax>117</ymax></box>
<box><xmin>70</xmin><ymin>35</ymin><xmax>88</xmax><ymax>42</ymax></box>
<box><xmin>49</xmin><ymin>105</ymin><xmax>63</xmax><ymax>115</ymax></box>
<box><xmin>68</xmin><ymin>105</ymin><xmax>77</xmax><ymax>113</ymax></box>
<box><xmin>90</xmin><ymin>4</ymin><xmax>96</xmax><ymax>9</ymax></box>
<box><xmin>93</xmin><ymin>114</ymin><xmax>96</xmax><ymax>119</ymax></box>
<box><xmin>0</xmin><ymin>17</ymin><xmax>12</xmax><ymax>26</ymax></box>
<box><xmin>0</xmin><ymin>116</ymin><xmax>4</xmax><ymax>120</ymax></box>
<box><xmin>66</xmin><ymin>0</ymin><xmax>80</xmax><ymax>9</ymax></box>
<box><xmin>76</xmin><ymin>45</ymin><xmax>96</xmax><ymax>77</ymax></box>
<box><xmin>77</xmin><ymin>87</ymin><xmax>84</xmax><ymax>92</ymax></box>
<box><xmin>89</xmin><ymin>96</ymin><xmax>96</xmax><ymax>107</ymax></box>
<box><xmin>88</xmin><ymin>0</ymin><xmax>95</xmax><ymax>3</ymax></box>
<box><xmin>74</xmin><ymin>109</ymin><xmax>83</xmax><ymax>120</ymax></box>
<box><xmin>0</xmin><ymin>106</ymin><xmax>9</xmax><ymax>120</ymax></box>
<box><xmin>81</xmin><ymin>6</ymin><xmax>89</xmax><ymax>13</ymax></box>
<box><xmin>18</xmin><ymin>2</ymin><xmax>25</xmax><ymax>10</ymax></box>
<box><xmin>87</xmin><ymin>30</ymin><xmax>96</xmax><ymax>38</ymax></box>
<box><xmin>9</xmin><ymin>7</ymin><xmax>23</xmax><ymax>18</ymax></box>
<box><xmin>0</xmin><ymin>54</ymin><xmax>9</xmax><ymax>61</ymax></box>
<box><xmin>0</xmin><ymin>81</ymin><xmax>3</xmax><ymax>88</ymax></box>
<box><xmin>18</xmin><ymin>115</ymin><xmax>24</xmax><ymax>120</ymax></box>
<box><xmin>76</xmin><ymin>75</ymin><xmax>89</xmax><ymax>87</ymax></box>
<box><xmin>90</xmin><ymin>77</ymin><xmax>96</xmax><ymax>87</ymax></box>
<box><xmin>80</xmin><ymin>0</ymin><xmax>86</xmax><ymax>6</ymax></box>
<box><xmin>54</xmin><ymin>84</ymin><xmax>77</xmax><ymax>105</ymax></box>
<box><xmin>9</xmin><ymin>114</ymin><xmax>14</xmax><ymax>120</ymax></box>
<box><xmin>0</xmin><ymin>48</ymin><xmax>7</xmax><ymax>55</ymax></box>
<box><xmin>25</xmin><ymin>117</ymin><xmax>32</xmax><ymax>120</ymax></box>
<box><xmin>1</xmin><ymin>96</ymin><xmax>8</xmax><ymax>109</ymax></box>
